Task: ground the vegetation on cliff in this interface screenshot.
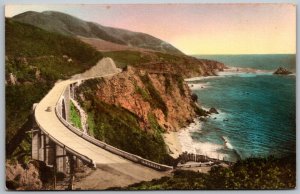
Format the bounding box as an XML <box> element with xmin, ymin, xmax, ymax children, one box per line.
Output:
<box><xmin>74</xmin><ymin>65</ymin><xmax>211</xmax><ymax>165</ymax></box>
<box><xmin>70</xmin><ymin>102</ymin><xmax>82</xmax><ymax>130</ymax></box>
<box><xmin>124</xmin><ymin>155</ymin><xmax>296</xmax><ymax>190</ymax></box>
<box><xmin>5</xmin><ymin>19</ymin><xmax>102</xmax><ymax>158</ymax></box>
<box><xmin>102</xmin><ymin>50</ymin><xmax>225</xmax><ymax>78</ymax></box>
<box><xmin>139</xmin><ymin>74</ymin><xmax>168</xmax><ymax>116</ymax></box>
<box><xmin>76</xmin><ymin>78</ymin><xmax>174</xmax><ymax>164</ymax></box>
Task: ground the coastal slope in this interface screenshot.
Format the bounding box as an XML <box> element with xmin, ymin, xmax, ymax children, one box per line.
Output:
<box><xmin>75</xmin><ymin>66</ymin><xmax>207</xmax><ymax>164</ymax></box>
<box><xmin>12</xmin><ymin>11</ymin><xmax>183</xmax><ymax>55</ymax></box>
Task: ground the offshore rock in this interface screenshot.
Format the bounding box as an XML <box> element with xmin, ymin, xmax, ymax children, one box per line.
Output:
<box><xmin>273</xmin><ymin>67</ymin><xmax>292</xmax><ymax>75</ymax></box>
<box><xmin>209</xmin><ymin>107</ymin><xmax>219</xmax><ymax>114</ymax></box>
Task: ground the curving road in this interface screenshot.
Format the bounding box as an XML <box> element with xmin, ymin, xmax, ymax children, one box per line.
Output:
<box><xmin>34</xmin><ymin>67</ymin><xmax>167</xmax><ymax>189</ymax></box>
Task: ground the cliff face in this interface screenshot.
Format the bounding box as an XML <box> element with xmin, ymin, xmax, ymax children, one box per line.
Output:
<box><xmin>77</xmin><ymin>66</ymin><xmax>197</xmax><ymax>132</ymax></box>
<box><xmin>123</xmin><ymin>53</ymin><xmax>226</xmax><ymax>78</ymax></box>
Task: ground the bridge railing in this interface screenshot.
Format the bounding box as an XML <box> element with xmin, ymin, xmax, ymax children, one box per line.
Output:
<box><xmin>34</xmin><ymin>110</ymin><xmax>96</xmax><ymax>167</ymax></box>
<box><xmin>55</xmin><ymin>84</ymin><xmax>173</xmax><ymax>171</ymax></box>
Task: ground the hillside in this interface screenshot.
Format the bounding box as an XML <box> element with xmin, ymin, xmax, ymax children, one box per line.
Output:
<box><xmin>6</xmin><ymin>13</ymin><xmax>225</xmax><ymax>161</ymax></box>
<box><xmin>101</xmin><ymin>50</ymin><xmax>226</xmax><ymax>77</ymax></box>
<box><xmin>75</xmin><ymin>66</ymin><xmax>207</xmax><ymax>164</ymax></box>
<box><xmin>77</xmin><ymin>36</ymin><xmax>153</xmax><ymax>52</ymax></box>
<box><xmin>5</xmin><ymin>19</ymin><xmax>102</xmax><ymax>158</ymax></box>
<box><xmin>12</xmin><ymin>11</ymin><xmax>183</xmax><ymax>55</ymax></box>
<box><xmin>11</xmin><ymin>11</ymin><xmax>226</xmax><ymax>78</ymax></box>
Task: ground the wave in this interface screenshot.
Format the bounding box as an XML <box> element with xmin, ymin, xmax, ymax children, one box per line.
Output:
<box><xmin>222</xmin><ymin>136</ymin><xmax>233</xmax><ymax>149</ymax></box>
<box><xmin>177</xmin><ymin>118</ymin><xmax>227</xmax><ymax>160</ymax></box>
<box><xmin>188</xmin><ymin>82</ymin><xmax>210</xmax><ymax>90</ymax></box>
<box><xmin>185</xmin><ymin>68</ymin><xmax>273</xmax><ymax>82</ymax></box>
<box><xmin>185</xmin><ymin>75</ymin><xmax>218</xmax><ymax>82</ymax></box>
<box><xmin>201</xmin><ymin>106</ymin><xmax>229</xmax><ymax>122</ymax></box>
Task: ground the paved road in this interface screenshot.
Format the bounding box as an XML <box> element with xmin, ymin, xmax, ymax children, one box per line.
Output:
<box><xmin>35</xmin><ymin>75</ymin><xmax>167</xmax><ymax>189</ymax></box>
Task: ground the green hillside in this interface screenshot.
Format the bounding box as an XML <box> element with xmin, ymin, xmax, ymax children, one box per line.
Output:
<box><xmin>5</xmin><ymin>19</ymin><xmax>102</xmax><ymax>158</ymax></box>
<box><xmin>12</xmin><ymin>11</ymin><xmax>183</xmax><ymax>55</ymax></box>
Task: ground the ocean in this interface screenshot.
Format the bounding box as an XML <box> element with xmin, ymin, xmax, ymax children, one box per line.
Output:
<box><xmin>180</xmin><ymin>54</ymin><xmax>296</xmax><ymax>162</ymax></box>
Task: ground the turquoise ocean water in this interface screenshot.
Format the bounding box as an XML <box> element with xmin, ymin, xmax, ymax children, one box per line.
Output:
<box><xmin>187</xmin><ymin>54</ymin><xmax>296</xmax><ymax>162</ymax></box>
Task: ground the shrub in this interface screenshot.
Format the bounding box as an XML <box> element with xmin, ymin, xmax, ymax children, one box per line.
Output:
<box><xmin>139</xmin><ymin>74</ymin><xmax>168</xmax><ymax>117</ymax></box>
<box><xmin>70</xmin><ymin>101</ymin><xmax>82</xmax><ymax>130</ymax></box>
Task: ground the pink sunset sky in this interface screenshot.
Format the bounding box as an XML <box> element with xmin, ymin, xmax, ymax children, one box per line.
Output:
<box><xmin>5</xmin><ymin>4</ymin><xmax>296</xmax><ymax>55</ymax></box>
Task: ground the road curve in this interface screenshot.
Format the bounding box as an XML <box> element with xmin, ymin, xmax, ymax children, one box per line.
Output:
<box><xmin>34</xmin><ymin>76</ymin><xmax>167</xmax><ymax>189</ymax></box>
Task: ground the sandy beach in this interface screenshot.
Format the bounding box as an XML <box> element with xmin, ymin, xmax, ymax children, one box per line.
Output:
<box><xmin>163</xmin><ymin>131</ymin><xmax>182</xmax><ymax>158</ymax></box>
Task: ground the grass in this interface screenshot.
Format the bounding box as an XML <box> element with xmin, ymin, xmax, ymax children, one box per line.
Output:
<box><xmin>135</xmin><ymin>85</ymin><xmax>151</xmax><ymax>101</ymax></box>
<box><xmin>176</xmin><ymin>76</ymin><xmax>185</xmax><ymax>96</ymax></box>
<box><xmin>70</xmin><ymin>101</ymin><xmax>82</xmax><ymax>130</ymax></box>
<box><xmin>139</xmin><ymin>74</ymin><xmax>168</xmax><ymax>117</ymax></box>
<box><xmin>147</xmin><ymin>113</ymin><xmax>165</xmax><ymax>134</ymax></box>
<box><xmin>102</xmin><ymin>50</ymin><xmax>152</xmax><ymax>69</ymax></box>
<box><xmin>102</xmin><ymin>50</ymin><xmax>184</xmax><ymax>69</ymax></box>
<box><xmin>86</xmin><ymin>112</ymin><xmax>95</xmax><ymax>137</ymax></box>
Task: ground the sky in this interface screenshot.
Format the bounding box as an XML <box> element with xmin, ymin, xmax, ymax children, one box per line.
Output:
<box><xmin>5</xmin><ymin>4</ymin><xmax>296</xmax><ymax>55</ymax></box>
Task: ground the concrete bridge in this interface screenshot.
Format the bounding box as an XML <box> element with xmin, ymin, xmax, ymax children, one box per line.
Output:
<box><xmin>31</xmin><ymin>61</ymin><xmax>172</xmax><ymax>189</ymax></box>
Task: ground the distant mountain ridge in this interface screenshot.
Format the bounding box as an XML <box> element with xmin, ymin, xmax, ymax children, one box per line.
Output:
<box><xmin>12</xmin><ymin>11</ymin><xmax>183</xmax><ymax>55</ymax></box>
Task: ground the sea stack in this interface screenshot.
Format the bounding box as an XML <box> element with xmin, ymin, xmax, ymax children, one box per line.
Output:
<box><xmin>273</xmin><ymin>67</ymin><xmax>292</xmax><ymax>75</ymax></box>
<box><xmin>209</xmin><ymin>107</ymin><xmax>219</xmax><ymax>114</ymax></box>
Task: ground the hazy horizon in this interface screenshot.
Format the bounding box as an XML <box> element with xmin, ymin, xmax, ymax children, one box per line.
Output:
<box><xmin>5</xmin><ymin>4</ymin><xmax>296</xmax><ymax>55</ymax></box>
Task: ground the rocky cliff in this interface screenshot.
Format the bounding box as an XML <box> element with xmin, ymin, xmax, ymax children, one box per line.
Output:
<box><xmin>77</xmin><ymin>66</ymin><xmax>199</xmax><ymax>133</ymax></box>
<box><xmin>102</xmin><ymin>50</ymin><xmax>226</xmax><ymax>78</ymax></box>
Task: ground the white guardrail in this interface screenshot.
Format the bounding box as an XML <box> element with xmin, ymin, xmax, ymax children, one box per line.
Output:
<box><xmin>34</xmin><ymin>111</ymin><xmax>96</xmax><ymax>167</ymax></box>
<box><xmin>54</xmin><ymin>84</ymin><xmax>173</xmax><ymax>171</ymax></box>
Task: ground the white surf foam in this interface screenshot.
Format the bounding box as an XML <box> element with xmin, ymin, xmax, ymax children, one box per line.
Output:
<box><xmin>177</xmin><ymin>118</ymin><xmax>227</xmax><ymax>160</ymax></box>
<box><xmin>185</xmin><ymin>68</ymin><xmax>273</xmax><ymax>82</ymax></box>
<box><xmin>222</xmin><ymin>136</ymin><xmax>233</xmax><ymax>149</ymax></box>
<box><xmin>201</xmin><ymin>106</ymin><xmax>229</xmax><ymax>122</ymax></box>
<box><xmin>188</xmin><ymin>82</ymin><xmax>210</xmax><ymax>90</ymax></box>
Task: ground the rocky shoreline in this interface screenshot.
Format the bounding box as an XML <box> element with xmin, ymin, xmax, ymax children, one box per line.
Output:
<box><xmin>166</xmin><ymin>65</ymin><xmax>295</xmax><ymax>164</ymax></box>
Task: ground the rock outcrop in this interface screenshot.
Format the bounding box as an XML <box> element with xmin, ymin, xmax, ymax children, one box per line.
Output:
<box><xmin>273</xmin><ymin>67</ymin><xmax>292</xmax><ymax>75</ymax></box>
<box><xmin>136</xmin><ymin>56</ymin><xmax>226</xmax><ymax>78</ymax></box>
<box><xmin>72</xmin><ymin>57</ymin><xmax>122</xmax><ymax>80</ymax></box>
<box><xmin>8</xmin><ymin>73</ymin><xmax>18</xmax><ymax>85</ymax></box>
<box><xmin>77</xmin><ymin>66</ymin><xmax>198</xmax><ymax>132</ymax></box>
<box><xmin>6</xmin><ymin>160</ymin><xmax>43</xmax><ymax>190</ymax></box>
<box><xmin>208</xmin><ymin>107</ymin><xmax>219</xmax><ymax>114</ymax></box>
